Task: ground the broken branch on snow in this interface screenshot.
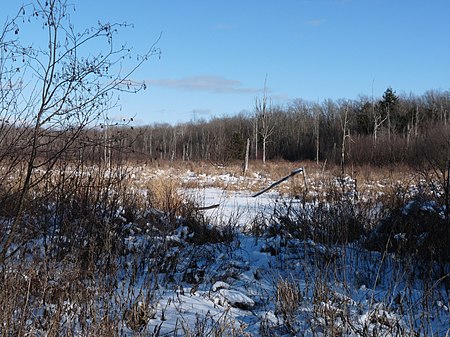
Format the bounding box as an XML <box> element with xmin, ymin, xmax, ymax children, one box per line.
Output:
<box><xmin>252</xmin><ymin>167</ymin><xmax>304</xmax><ymax>197</ymax></box>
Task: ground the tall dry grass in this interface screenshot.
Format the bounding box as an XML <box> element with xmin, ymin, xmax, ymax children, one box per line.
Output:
<box><xmin>0</xmin><ymin>159</ymin><xmax>448</xmax><ymax>336</ymax></box>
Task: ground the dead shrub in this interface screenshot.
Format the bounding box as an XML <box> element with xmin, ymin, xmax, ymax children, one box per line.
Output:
<box><xmin>364</xmin><ymin>197</ymin><xmax>450</xmax><ymax>263</ymax></box>
<box><xmin>124</xmin><ymin>296</ymin><xmax>157</xmax><ymax>332</ymax></box>
<box><xmin>275</xmin><ymin>276</ymin><xmax>302</xmax><ymax>333</ymax></box>
<box><xmin>183</xmin><ymin>209</ymin><xmax>235</xmax><ymax>245</ymax></box>
<box><xmin>268</xmin><ymin>198</ymin><xmax>365</xmax><ymax>246</ymax></box>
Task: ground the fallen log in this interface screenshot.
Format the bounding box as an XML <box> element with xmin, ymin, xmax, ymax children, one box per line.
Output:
<box><xmin>196</xmin><ymin>203</ymin><xmax>220</xmax><ymax>211</ymax></box>
<box><xmin>252</xmin><ymin>167</ymin><xmax>304</xmax><ymax>197</ymax></box>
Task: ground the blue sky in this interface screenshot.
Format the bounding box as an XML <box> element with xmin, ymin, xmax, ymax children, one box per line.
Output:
<box><xmin>3</xmin><ymin>1</ymin><xmax>450</xmax><ymax>125</ymax></box>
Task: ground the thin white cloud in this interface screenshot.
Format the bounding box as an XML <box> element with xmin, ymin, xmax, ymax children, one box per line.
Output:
<box><xmin>306</xmin><ymin>18</ymin><xmax>326</xmax><ymax>27</ymax></box>
<box><xmin>149</xmin><ymin>75</ymin><xmax>261</xmax><ymax>94</ymax></box>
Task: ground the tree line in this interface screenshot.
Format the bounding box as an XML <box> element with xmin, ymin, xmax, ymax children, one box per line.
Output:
<box><xmin>123</xmin><ymin>88</ymin><xmax>449</xmax><ymax>168</ymax></box>
<box><xmin>2</xmin><ymin>87</ymin><xmax>448</xmax><ymax>170</ymax></box>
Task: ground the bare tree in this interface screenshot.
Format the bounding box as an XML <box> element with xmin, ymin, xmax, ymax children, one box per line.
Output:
<box><xmin>0</xmin><ymin>0</ymin><xmax>160</xmax><ymax>262</ymax></box>
<box><xmin>253</xmin><ymin>112</ymin><xmax>258</xmax><ymax>160</ymax></box>
<box><xmin>312</xmin><ymin>102</ymin><xmax>322</xmax><ymax>165</ymax></box>
<box><xmin>255</xmin><ymin>78</ymin><xmax>275</xmax><ymax>164</ymax></box>
<box><xmin>340</xmin><ymin>101</ymin><xmax>352</xmax><ymax>175</ymax></box>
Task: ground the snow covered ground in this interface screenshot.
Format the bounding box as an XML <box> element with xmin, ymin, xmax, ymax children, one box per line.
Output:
<box><xmin>117</xmin><ymin>174</ymin><xmax>450</xmax><ymax>336</ymax></box>
<box><xmin>3</xmin><ymin>166</ymin><xmax>449</xmax><ymax>336</ymax></box>
<box><xmin>182</xmin><ymin>187</ymin><xmax>280</xmax><ymax>227</ymax></box>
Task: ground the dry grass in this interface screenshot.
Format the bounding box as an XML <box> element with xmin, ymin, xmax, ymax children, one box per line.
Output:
<box><xmin>129</xmin><ymin>160</ymin><xmax>423</xmax><ymax>200</ymax></box>
<box><xmin>0</xmin><ymin>159</ymin><xmax>448</xmax><ymax>336</ymax></box>
<box><xmin>145</xmin><ymin>176</ymin><xmax>185</xmax><ymax>215</ymax></box>
<box><xmin>275</xmin><ymin>276</ymin><xmax>303</xmax><ymax>334</ymax></box>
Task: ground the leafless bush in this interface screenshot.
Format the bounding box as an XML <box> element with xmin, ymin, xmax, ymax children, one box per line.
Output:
<box><xmin>275</xmin><ymin>276</ymin><xmax>303</xmax><ymax>334</ymax></box>
<box><xmin>124</xmin><ymin>295</ymin><xmax>157</xmax><ymax>332</ymax></box>
<box><xmin>184</xmin><ymin>210</ymin><xmax>235</xmax><ymax>246</ymax></box>
<box><xmin>263</xmin><ymin>189</ymin><xmax>365</xmax><ymax>246</ymax></box>
<box><xmin>364</xmin><ymin>196</ymin><xmax>450</xmax><ymax>265</ymax></box>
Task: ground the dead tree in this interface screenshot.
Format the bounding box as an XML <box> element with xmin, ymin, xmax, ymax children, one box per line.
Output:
<box><xmin>255</xmin><ymin>77</ymin><xmax>274</xmax><ymax>164</ymax></box>
<box><xmin>340</xmin><ymin>102</ymin><xmax>352</xmax><ymax>176</ymax></box>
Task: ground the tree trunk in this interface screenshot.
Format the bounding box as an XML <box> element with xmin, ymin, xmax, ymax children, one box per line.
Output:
<box><xmin>341</xmin><ymin>134</ymin><xmax>345</xmax><ymax>175</ymax></box>
<box><xmin>446</xmin><ymin>160</ymin><xmax>450</xmax><ymax>225</ymax></box>
<box><xmin>315</xmin><ymin>111</ymin><xmax>320</xmax><ymax>164</ymax></box>
<box><xmin>243</xmin><ymin>138</ymin><xmax>250</xmax><ymax>175</ymax></box>
<box><xmin>415</xmin><ymin>105</ymin><xmax>419</xmax><ymax>137</ymax></box>
<box><xmin>387</xmin><ymin>104</ymin><xmax>391</xmax><ymax>142</ymax></box>
<box><xmin>341</xmin><ymin>106</ymin><xmax>349</xmax><ymax>176</ymax></box>
<box><xmin>262</xmin><ymin>136</ymin><xmax>266</xmax><ymax>165</ymax></box>
<box><xmin>254</xmin><ymin>117</ymin><xmax>258</xmax><ymax>160</ymax></box>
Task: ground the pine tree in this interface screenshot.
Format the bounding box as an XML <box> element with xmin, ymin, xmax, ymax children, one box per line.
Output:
<box><xmin>379</xmin><ymin>87</ymin><xmax>399</xmax><ymax>141</ymax></box>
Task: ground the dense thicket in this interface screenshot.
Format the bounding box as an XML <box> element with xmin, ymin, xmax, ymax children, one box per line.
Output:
<box><xmin>123</xmin><ymin>88</ymin><xmax>449</xmax><ymax>167</ymax></box>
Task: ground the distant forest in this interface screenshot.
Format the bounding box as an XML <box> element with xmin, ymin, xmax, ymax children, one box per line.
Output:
<box><xmin>8</xmin><ymin>88</ymin><xmax>449</xmax><ymax>168</ymax></box>
<box><xmin>119</xmin><ymin>87</ymin><xmax>449</xmax><ymax>167</ymax></box>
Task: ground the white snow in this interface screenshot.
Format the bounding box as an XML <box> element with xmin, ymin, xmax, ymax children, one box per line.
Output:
<box><xmin>213</xmin><ymin>288</ymin><xmax>256</xmax><ymax>309</ymax></box>
<box><xmin>9</xmin><ymin>167</ymin><xmax>450</xmax><ymax>336</ymax></box>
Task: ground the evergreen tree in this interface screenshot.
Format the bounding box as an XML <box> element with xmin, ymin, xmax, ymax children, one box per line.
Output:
<box><xmin>379</xmin><ymin>87</ymin><xmax>399</xmax><ymax>140</ymax></box>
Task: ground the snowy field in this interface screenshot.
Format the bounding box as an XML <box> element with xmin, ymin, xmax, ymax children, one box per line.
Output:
<box><xmin>117</xmin><ymin>168</ymin><xmax>450</xmax><ymax>336</ymax></box>
<box><xmin>2</xmin><ymin>166</ymin><xmax>449</xmax><ymax>336</ymax></box>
